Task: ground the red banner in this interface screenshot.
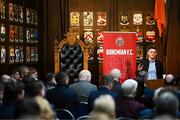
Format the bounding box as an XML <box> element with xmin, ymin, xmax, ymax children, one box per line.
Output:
<box><xmin>103</xmin><ymin>32</ymin><xmax>137</xmax><ymax>83</ymax></box>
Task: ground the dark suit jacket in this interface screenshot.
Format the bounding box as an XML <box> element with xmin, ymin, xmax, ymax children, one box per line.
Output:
<box><xmin>88</xmin><ymin>86</ymin><xmax>118</xmax><ymax>112</ymax></box>
<box><xmin>46</xmin><ymin>85</ymin><xmax>80</xmax><ymax>116</ymax></box>
<box><xmin>138</xmin><ymin>58</ymin><xmax>163</xmax><ymax>79</ymax></box>
<box><xmin>111</xmin><ymin>81</ymin><xmax>122</xmax><ymax>97</ymax></box>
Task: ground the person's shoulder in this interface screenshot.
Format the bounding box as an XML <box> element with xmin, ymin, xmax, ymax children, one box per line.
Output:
<box><xmin>69</xmin><ymin>82</ymin><xmax>78</xmax><ymax>87</ymax></box>
<box><xmin>156</xmin><ymin>59</ymin><xmax>163</xmax><ymax>63</ymax></box>
<box><xmin>87</xmin><ymin>82</ymin><xmax>97</xmax><ymax>88</ymax></box>
<box><xmin>139</xmin><ymin>58</ymin><xmax>148</xmax><ymax>64</ymax></box>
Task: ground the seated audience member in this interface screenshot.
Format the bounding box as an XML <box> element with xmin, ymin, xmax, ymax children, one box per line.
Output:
<box><xmin>88</xmin><ymin>75</ymin><xmax>118</xmax><ymax>112</ymax></box>
<box><xmin>0</xmin><ymin>83</ymin><xmax>4</xmax><ymax>106</ymax></box>
<box><xmin>45</xmin><ymin>72</ymin><xmax>57</xmax><ymax>91</ymax></box>
<box><xmin>135</xmin><ymin>71</ymin><xmax>154</xmax><ymax>108</ymax></box>
<box><xmin>139</xmin><ymin>87</ymin><xmax>165</xmax><ymax>119</ymax></box>
<box><xmin>0</xmin><ymin>80</ymin><xmax>25</xmax><ymax>119</ymax></box>
<box><xmin>10</xmin><ymin>68</ymin><xmax>21</xmax><ymax>81</ymax></box>
<box><xmin>14</xmin><ymin>97</ymin><xmax>40</xmax><ymax>119</ymax></box>
<box><xmin>89</xmin><ymin>95</ymin><xmax>116</xmax><ymax>120</ymax></box>
<box><xmin>25</xmin><ymin>80</ymin><xmax>45</xmax><ymax>97</ymax></box>
<box><xmin>136</xmin><ymin>71</ymin><xmax>148</xmax><ymax>97</ymax></box>
<box><xmin>70</xmin><ymin>70</ymin><xmax>97</xmax><ymax>102</ymax></box>
<box><xmin>18</xmin><ymin>65</ymin><xmax>29</xmax><ymax>80</ymax></box>
<box><xmin>164</xmin><ymin>74</ymin><xmax>176</xmax><ymax>86</ymax></box>
<box><xmin>35</xmin><ymin>96</ymin><xmax>55</xmax><ymax>120</ymax></box>
<box><xmin>0</xmin><ymin>74</ymin><xmax>11</xmax><ymax>83</ymax></box>
<box><xmin>117</xmin><ymin>79</ymin><xmax>145</xmax><ymax>119</ymax></box>
<box><xmin>154</xmin><ymin>90</ymin><xmax>179</xmax><ymax>119</ymax></box>
<box><xmin>29</xmin><ymin>67</ymin><xmax>38</xmax><ymax>81</ymax></box>
<box><xmin>46</xmin><ymin>72</ymin><xmax>80</xmax><ymax>117</ymax></box>
<box><xmin>110</xmin><ymin>68</ymin><xmax>122</xmax><ymax>97</ymax></box>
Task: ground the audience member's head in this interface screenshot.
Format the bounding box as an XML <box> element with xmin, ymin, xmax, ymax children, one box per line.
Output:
<box><xmin>16</xmin><ymin>81</ymin><xmax>25</xmax><ymax>100</ymax></box>
<box><xmin>55</xmin><ymin>72</ymin><xmax>69</xmax><ymax>86</ymax></box>
<box><xmin>25</xmin><ymin>81</ymin><xmax>45</xmax><ymax>97</ymax></box>
<box><xmin>121</xmin><ymin>79</ymin><xmax>138</xmax><ymax>97</ymax></box>
<box><xmin>18</xmin><ymin>65</ymin><xmax>29</xmax><ymax>80</ymax></box>
<box><xmin>79</xmin><ymin>70</ymin><xmax>92</xmax><ymax>81</ymax></box>
<box><xmin>14</xmin><ymin>97</ymin><xmax>40</xmax><ymax>119</ymax></box>
<box><xmin>2</xmin><ymin>80</ymin><xmax>23</xmax><ymax>103</ymax></box>
<box><xmin>164</xmin><ymin>74</ymin><xmax>175</xmax><ymax>86</ymax></box>
<box><xmin>10</xmin><ymin>68</ymin><xmax>21</xmax><ymax>81</ymax></box>
<box><xmin>110</xmin><ymin>68</ymin><xmax>121</xmax><ymax>82</ymax></box>
<box><xmin>101</xmin><ymin>75</ymin><xmax>114</xmax><ymax>89</ymax></box>
<box><xmin>0</xmin><ymin>74</ymin><xmax>11</xmax><ymax>84</ymax></box>
<box><xmin>136</xmin><ymin>70</ymin><xmax>148</xmax><ymax>82</ymax></box>
<box><xmin>35</xmin><ymin>96</ymin><xmax>55</xmax><ymax>120</ymax></box>
<box><xmin>155</xmin><ymin>90</ymin><xmax>179</xmax><ymax>116</ymax></box>
<box><xmin>153</xmin><ymin>87</ymin><xmax>164</xmax><ymax>103</ymax></box>
<box><xmin>29</xmin><ymin>67</ymin><xmax>38</xmax><ymax>80</ymax></box>
<box><xmin>0</xmin><ymin>83</ymin><xmax>4</xmax><ymax>104</ymax></box>
<box><xmin>46</xmin><ymin>72</ymin><xmax>56</xmax><ymax>84</ymax></box>
<box><xmin>22</xmin><ymin>75</ymin><xmax>37</xmax><ymax>83</ymax></box>
<box><xmin>90</xmin><ymin>95</ymin><xmax>116</xmax><ymax>120</ymax></box>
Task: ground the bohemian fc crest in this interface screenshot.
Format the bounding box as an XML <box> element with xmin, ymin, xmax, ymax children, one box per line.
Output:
<box><xmin>116</xmin><ymin>37</ymin><xmax>124</xmax><ymax>47</ymax></box>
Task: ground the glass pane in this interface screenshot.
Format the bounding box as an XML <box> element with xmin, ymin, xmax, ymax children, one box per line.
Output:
<box><xmin>0</xmin><ymin>0</ymin><xmax>5</xmax><ymax>19</ymax></box>
<box><xmin>26</xmin><ymin>47</ymin><xmax>30</xmax><ymax>62</ymax></box>
<box><xmin>9</xmin><ymin>46</ymin><xmax>15</xmax><ymax>63</ymax></box>
<box><xmin>0</xmin><ymin>23</ymin><xmax>6</xmax><ymax>42</ymax></box>
<box><xmin>0</xmin><ymin>46</ymin><xmax>6</xmax><ymax>63</ymax></box>
<box><xmin>9</xmin><ymin>25</ymin><xmax>15</xmax><ymax>42</ymax></box>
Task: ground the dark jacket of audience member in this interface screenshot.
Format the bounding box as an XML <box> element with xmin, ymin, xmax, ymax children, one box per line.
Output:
<box><xmin>117</xmin><ymin>79</ymin><xmax>145</xmax><ymax>119</ymax></box>
<box><xmin>0</xmin><ymin>80</ymin><xmax>25</xmax><ymax>119</ymax></box>
<box><xmin>155</xmin><ymin>90</ymin><xmax>179</xmax><ymax>119</ymax></box>
<box><xmin>110</xmin><ymin>68</ymin><xmax>122</xmax><ymax>97</ymax></box>
<box><xmin>25</xmin><ymin>80</ymin><xmax>45</xmax><ymax>97</ymax></box>
<box><xmin>45</xmin><ymin>72</ymin><xmax>56</xmax><ymax>91</ymax></box>
<box><xmin>88</xmin><ymin>75</ymin><xmax>118</xmax><ymax>112</ymax></box>
<box><xmin>46</xmin><ymin>72</ymin><xmax>80</xmax><ymax>117</ymax></box>
<box><xmin>14</xmin><ymin>97</ymin><xmax>40</xmax><ymax>119</ymax></box>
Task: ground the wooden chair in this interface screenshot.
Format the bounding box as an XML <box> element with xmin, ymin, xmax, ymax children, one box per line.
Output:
<box><xmin>54</xmin><ymin>32</ymin><xmax>89</xmax><ymax>83</ymax></box>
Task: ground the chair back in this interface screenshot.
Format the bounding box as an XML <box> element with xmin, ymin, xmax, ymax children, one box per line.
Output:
<box><xmin>54</xmin><ymin>32</ymin><xmax>89</xmax><ymax>83</ymax></box>
<box><xmin>77</xmin><ymin>115</ymin><xmax>90</xmax><ymax>120</ymax></box>
<box><xmin>56</xmin><ymin>109</ymin><xmax>75</xmax><ymax>120</ymax></box>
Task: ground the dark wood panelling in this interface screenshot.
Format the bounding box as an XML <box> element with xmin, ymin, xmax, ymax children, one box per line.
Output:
<box><xmin>42</xmin><ymin>0</ymin><xmax>180</xmax><ymax>82</ymax></box>
<box><xmin>166</xmin><ymin>0</ymin><xmax>180</xmax><ymax>75</ymax></box>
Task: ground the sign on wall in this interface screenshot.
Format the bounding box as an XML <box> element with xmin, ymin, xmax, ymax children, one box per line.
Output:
<box><xmin>103</xmin><ymin>32</ymin><xmax>137</xmax><ymax>83</ymax></box>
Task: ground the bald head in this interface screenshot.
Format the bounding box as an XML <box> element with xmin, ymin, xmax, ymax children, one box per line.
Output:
<box><xmin>110</xmin><ymin>68</ymin><xmax>121</xmax><ymax>81</ymax></box>
<box><xmin>165</xmin><ymin>74</ymin><xmax>175</xmax><ymax>85</ymax></box>
<box><xmin>79</xmin><ymin>70</ymin><xmax>91</xmax><ymax>81</ymax></box>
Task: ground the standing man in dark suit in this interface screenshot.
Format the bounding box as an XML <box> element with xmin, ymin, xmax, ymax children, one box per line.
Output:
<box><xmin>137</xmin><ymin>46</ymin><xmax>163</xmax><ymax>80</ymax></box>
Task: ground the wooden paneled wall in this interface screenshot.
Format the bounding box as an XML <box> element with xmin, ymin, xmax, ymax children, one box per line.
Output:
<box><xmin>42</xmin><ymin>0</ymin><xmax>180</xmax><ymax>82</ymax></box>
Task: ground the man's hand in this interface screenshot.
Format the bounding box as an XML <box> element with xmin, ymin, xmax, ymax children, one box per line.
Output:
<box><xmin>137</xmin><ymin>63</ymin><xmax>144</xmax><ymax>71</ymax></box>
